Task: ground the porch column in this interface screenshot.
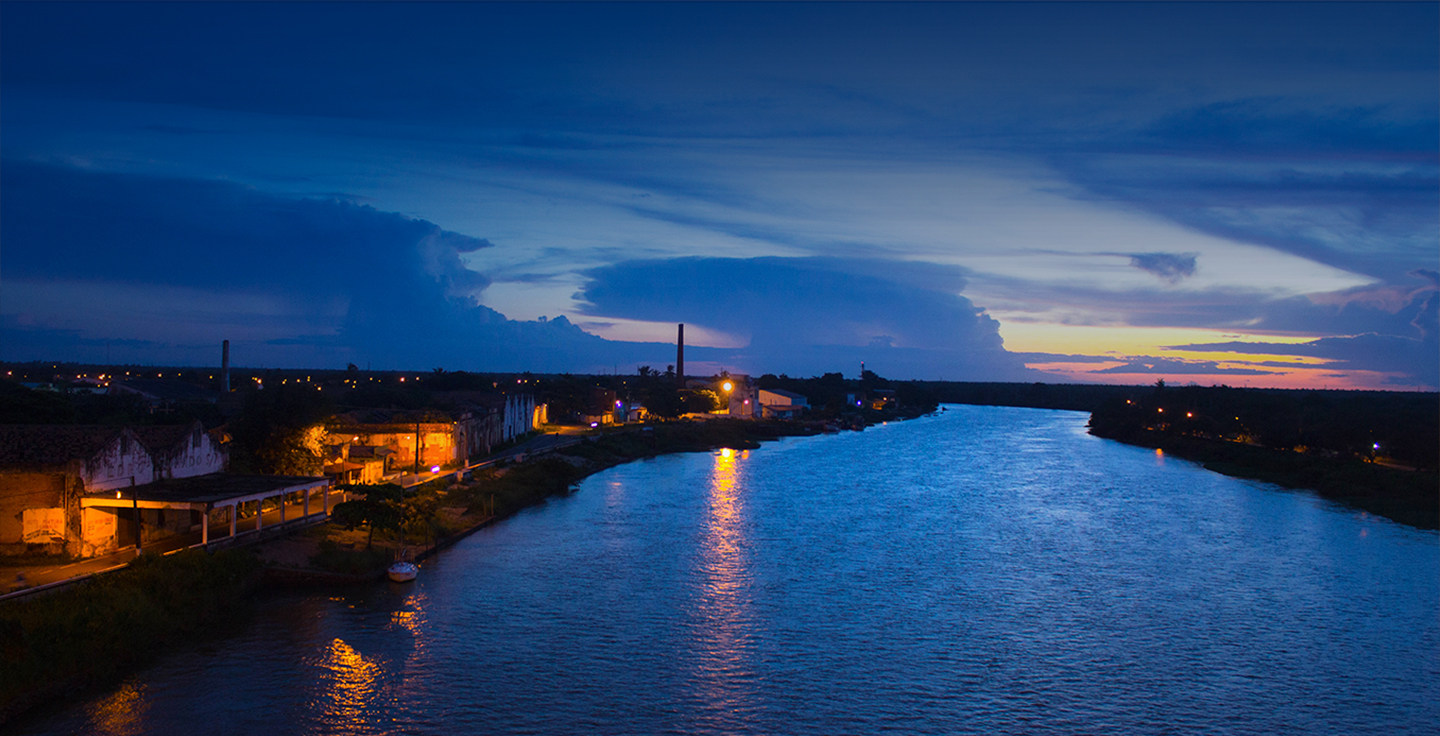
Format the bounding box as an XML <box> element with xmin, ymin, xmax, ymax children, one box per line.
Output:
<box><xmin>324</xmin><ymin>486</ymin><xmax>330</xmax><ymax>514</ymax></box>
<box><xmin>304</xmin><ymin>488</ymin><xmax>310</xmax><ymax>518</ymax></box>
<box><xmin>201</xmin><ymin>507</ymin><xmax>209</xmax><ymax>546</ymax></box>
<box><xmin>229</xmin><ymin>505</ymin><xmax>237</xmax><ymax>537</ymax></box>
<box><xmin>256</xmin><ymin>499</ymin><xmax>263</xmax><ymax>531</ymax></box>
<box><xmin>279</xmin><ymin>492</ymin><xmax>287</xmax><ymax>524</ymax></box>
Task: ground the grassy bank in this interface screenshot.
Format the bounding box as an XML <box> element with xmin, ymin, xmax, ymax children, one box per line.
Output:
<box><xmin>0</xmin><ymin>549</ymin><xmax>264</xmax><ymax>724</ymax></box>
<box><xmin>1091</xmin><ymin>427</ymin><xmax>1439</xmax><ymax>530</ymax></box>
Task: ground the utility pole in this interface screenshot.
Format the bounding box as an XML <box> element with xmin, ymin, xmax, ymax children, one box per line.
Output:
<box><xmin>131</xmin><ymin>482</ymin><xmax>141</xmax><ymax>557</ymax></box>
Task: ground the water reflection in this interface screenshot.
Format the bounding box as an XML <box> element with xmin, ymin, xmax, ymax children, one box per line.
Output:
<box><xmin>315</xmin><ymin>638</ymin><xmax>382</xmax><ymax>730</ymax></box>
<box><xmin>85</xmin><ymin>681</ymin><xmax>149</xmax><ymax>736</ymax></box>
<box><xmin>690</xmin><ymin>447</ymin><xmax>756</xmax><ymax>727</ymax></box>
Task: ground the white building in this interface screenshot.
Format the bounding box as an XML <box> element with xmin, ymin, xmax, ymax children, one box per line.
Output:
<box><xmin>759</xmin><ymin>389</ymin><xmax>809</xmax><ymax>419</ymax></box>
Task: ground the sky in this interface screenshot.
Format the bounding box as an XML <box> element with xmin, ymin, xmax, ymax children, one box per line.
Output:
<box><xmin>1</xmin><ymin>2</ymin><xmax>1436</xmax><ymax>390</ymax></box>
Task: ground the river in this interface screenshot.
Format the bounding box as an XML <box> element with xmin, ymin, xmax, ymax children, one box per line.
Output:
<box><xmin>16</xmin><ymin>405</ymin><xmax>1439</xmax><ymax>734</ymax></box>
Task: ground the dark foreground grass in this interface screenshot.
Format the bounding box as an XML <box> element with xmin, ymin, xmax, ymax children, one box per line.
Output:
<box><xmin>0</xmin><ymin>549</ymin><xmax>264</xmax><ymax>724</ymax></box>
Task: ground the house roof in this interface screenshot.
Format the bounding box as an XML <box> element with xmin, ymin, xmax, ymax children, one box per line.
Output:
<box><xmin>98</xmin><ymin>473</ymin><xmax>327</xmax><ymax>507</ymax></box>
<box><xmin>131</xmin><ymin>422</ymin><xmax>204</xmax><ymax>456</ymax></box>
<box><xmin>762</xmin><ymin>388</ymin><xmax>808</xmax><ymax>402</ymax></box>
<box><xmin>0</xmin><ymin>425</ymin><xmax>130</xmax><ymax>469</ymax></box>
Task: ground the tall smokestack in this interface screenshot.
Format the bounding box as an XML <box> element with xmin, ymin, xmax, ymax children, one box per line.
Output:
<box><xmin>221</xmin><ymin>340</ymin><xmax>230</xmax><ymax>393</ymax></box>
<box><xmin>676</xmin><ymin>323</ymin><xmax>685</xmax><ymax>387</ymax></box>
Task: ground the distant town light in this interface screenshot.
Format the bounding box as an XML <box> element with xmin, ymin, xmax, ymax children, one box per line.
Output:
<box><xmin>1186</xmin><ymin>412</ymin><xmax>1193</xmax><ymax>418</ymax></box>
<box><xmin>1157</xmin><ymin>408</ymin><xmax>1164</xmax><ymax>413</ymax></box>
<box><xmin>1373</xmin><ymin>443</ymin><xmax>1380</xmax><ymax>450</ymax></box>
<box><xmin>430</xmin><ymin>465</ymin><xmax>441</xmax><ymax>474</ymax></box>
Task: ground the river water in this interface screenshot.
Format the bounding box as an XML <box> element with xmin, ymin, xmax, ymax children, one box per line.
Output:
<box><xmin>17</xmin><ymin>405</ymin><xmax>1439</xmax><ymax>735</ymax></box>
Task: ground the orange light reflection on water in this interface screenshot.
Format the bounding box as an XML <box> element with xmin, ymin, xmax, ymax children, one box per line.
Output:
<box><xmin>86</xmin><ymin>681</ymin><xmax>150</xmax><ymax>735</ymax></box>
<box><xmin>690</xmin><ymin>447</ymin><xmax>756</xmax><ymax>725</ymax></box>
<box><xmin>316</xmin><ymin>637</ymin><xmax>382</xmax><ymax>728</ymax></box>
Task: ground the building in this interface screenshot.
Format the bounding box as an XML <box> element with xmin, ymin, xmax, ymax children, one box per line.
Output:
<box><xmin>759</xmin><ymin>389</ymin><xmax>809</xmax><ymax>419</ymax></box>
<box><xmin>325</xmin><ymin>392</ymin><xmax>542</xmax><ymax>474</ymax></box>
<box><xmin>721</xmin><ymin>375</ymin><xmax>759</xmax><ymax>418</ymax></box>
<box><xmin>323</xmin><ymin>443</ymin><xmax>392</xmax><ymax>485</ymax></box>
<box><xmin>325</xmin><ymin>414</ymin><xmax>462</xmax><ymax>473</ymax></box>
<box><xmin>133</xmin><ymin>420</ymin><xmax>228</xmax><ymax>480</ymax></box>
<box><xmin>0</xmin><ymin>423</ymin><xmax>227</xmax><ymax>557</ymax></box>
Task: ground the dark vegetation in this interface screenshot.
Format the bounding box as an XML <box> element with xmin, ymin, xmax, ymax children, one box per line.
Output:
<box><xmin>1088</xmin><ymin>382</ymin><xmax>1438</xmax><ymax>470</ymax></box>
<box><xmin>226</xmin><ymin>383</ymin><xmax>334</xmax><ymax>474</ymax></box>
<box><xmin>1088</xmin><ymin>382</ymin><xmax>1438</xmax><ymax>529</ymax></box>
<box><xmin>0</xmin><ymin>550</ymin><xmax>263</xmax><ymax>723</ymax></box>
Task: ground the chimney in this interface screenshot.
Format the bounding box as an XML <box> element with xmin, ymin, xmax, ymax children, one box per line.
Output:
<box><xmin>221</xmin><ymin>340</ymin><xmax>230</xmax><ymax>393</ymax></box>
<box><xmin>677</xmin><ymin>323</ymin><xmax>685</xmax><ymax>387</ymax></box>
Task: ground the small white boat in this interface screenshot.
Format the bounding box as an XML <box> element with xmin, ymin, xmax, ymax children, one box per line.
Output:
<box><xmin>387</xmin><ymin>561</ymin><xmax>418</xmax><ymax>583</ymax></box>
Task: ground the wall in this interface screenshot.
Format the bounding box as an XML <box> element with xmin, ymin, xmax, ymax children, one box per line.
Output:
<box><xmin>329</xmin><ymin>424</ymin><xmax>458</xmax><ymax>470</ymax></box>
<box><xmin>156</xmin><ymin>427</ymin><xmax>227</xmax><ymax>479</ymax></box>
<box><xmin>0</xmin><ymin>472</ymin><xmax>65</xmax><ymax>550</ymax></box>
<box><xmin>82</xmin><ymin>430</ymin><xmax>155</xmax><ymax>492</ymax></box>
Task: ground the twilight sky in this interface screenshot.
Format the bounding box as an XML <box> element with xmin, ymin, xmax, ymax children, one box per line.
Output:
<box><xmin>2</xmin><ymin>2</ymin><xmax>1436</xmax><ymax>389</ymax></box>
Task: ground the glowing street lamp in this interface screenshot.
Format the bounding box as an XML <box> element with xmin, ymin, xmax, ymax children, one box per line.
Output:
<box><xmin>721</xmin><ymin>381</ymin><xmax>733</xmax><ymax>392</ymax></box>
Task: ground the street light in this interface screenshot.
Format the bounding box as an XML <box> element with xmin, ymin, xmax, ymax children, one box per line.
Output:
<box><xmin>721</xmin><ymin>381</ymin><xmax>733</xmax><ymax>392</ymax></box>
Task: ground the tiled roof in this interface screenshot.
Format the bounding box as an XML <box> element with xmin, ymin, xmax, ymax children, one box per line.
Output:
<box><xmin>0</xmin><ymin>425</ymin><xmax>128</xmax><ymax>468</ymax></box>
<box><xmin>131</xmin><ymin>423</ymin><xmax>198</xmax><ymax>455</ymax></box>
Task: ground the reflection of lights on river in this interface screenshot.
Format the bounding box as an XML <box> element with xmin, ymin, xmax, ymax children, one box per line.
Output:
<box><xmin>690</xmin><ymin>447</ymin><xmax>756</xmax><ymax>729</ymax></box>
<box><xmin>317</xmin><ymin>638</ymin><xmax>382</xmax><ymax>728</ymax></box>
<box><xmin>86</xmin><ymin>681</ymin><xmax>150</xmax><ymax>735</ymax></box>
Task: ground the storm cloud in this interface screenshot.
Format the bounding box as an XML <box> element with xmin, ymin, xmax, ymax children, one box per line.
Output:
<box><xmin>1126</xmin><ymin>253</ymin><xmax>1198</xmax><ymax>283</ymax></box>
<box><xmin>577</xmin><ymin>256</ymin><xmax>1032</xmax><ymax>379</ymax></box>
<box><xmin>0</xmin><ymin>163</ymin><xmax>681</xmax><ymax>371</ymax></box>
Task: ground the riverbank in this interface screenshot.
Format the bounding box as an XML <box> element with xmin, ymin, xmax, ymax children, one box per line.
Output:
<box><xmin>0</xmin><ymin>416</ymin><xmax>885</xmax><ymax>725</ymax></box>
<box><xmin>0</xmin><ymin>549</ymin><xmax>264</xmax><ymax>725</ymax></box>
<box><xmin>265</xmin><ymin>417</ymin><xmax>839</xmax><ymax>578</ymax></box>
<box><xmin>1090</xmin><ymin>427</ymin><xmax>1439</xmax><ymax>530</ymax></box>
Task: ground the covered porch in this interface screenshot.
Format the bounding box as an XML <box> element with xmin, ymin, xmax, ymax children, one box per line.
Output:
<box><xmin>80</xmin><ymin>474</ymin><xmax>344</xmax><ymax>555</ymax></box>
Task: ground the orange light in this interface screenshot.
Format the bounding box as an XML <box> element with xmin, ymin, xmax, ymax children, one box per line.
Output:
<box><xmin>1157</xmin><ymin>408</ymin><xmax>1164</xmax><ymax>413</ymax></box>
<box><xmin>722</xmin><ymin>381</ymin><xmax>733</xmax><ymax>392</ymax></box>
<box><xmin>1186</xmin><ymin>412</ymin><xmax>1193</xmax><ymax>418</ymax></box>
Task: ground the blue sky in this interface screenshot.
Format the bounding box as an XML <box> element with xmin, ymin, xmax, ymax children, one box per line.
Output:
<box><xmin>2</xmin><ymin>2</ymin><xmax>1436</xmax><ymax>388</ymax></box>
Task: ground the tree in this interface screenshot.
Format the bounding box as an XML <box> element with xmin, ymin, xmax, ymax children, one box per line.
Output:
<box><xmin>228</xmin><ymin>383</ymin><xmax>334</xmax><ymax>474</ymax></box>
<box><xmin>330</xmin><ymin>484</ymin><xmax>405</xmax><ymax>550</ymax></box>
<box><xmin>644</xmin><ymin>386</ymin><xmax>685</xmax><ymax>419</ymax></box>
<box><xmin>683</xmin><ymin>389</ymin><xmax>722</xmax><ymax>414</ymax></box>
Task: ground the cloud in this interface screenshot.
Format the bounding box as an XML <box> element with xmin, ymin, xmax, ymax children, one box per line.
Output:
<box><xmin>1051</xmin><ymin>100</ymin><xmax>1439</xmax><ymax>286</ymax></box>
<box><xmin>0</xmin><ymin>162</ymin><xmax>668</xmax><ymax>371</ymax></box>
<box><xmin>577</xmin><ymin>256</ymin><xmax>1032</xmax><ymax>379</ymax></box>
<box><xmin>1165</xmin><ymin>295</ymin><xmax>1438</xmax><ymax>388</ymax></box>
<box><xmin>4</xmin><ymin>162</ymin><xmax>1026</xmax><ymax>377</ymax></box>
<box><xmin>1125</xmin><ymin>252</ymin><xmax>1197</xmax><ymax>283</ymax></box>
<box><xmin>1</xmin><ymin>161</ymin><xmax>494</xmax><ymax>301</ymax></box>
<box><xmin>1088</xmin><ymin>358</ymin><xmax>1280</xmax><ymax>376</ymax></box>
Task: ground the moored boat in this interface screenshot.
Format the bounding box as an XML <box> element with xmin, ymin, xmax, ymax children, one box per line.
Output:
<box><xmin>387</xmin><ymin>561</ymin><xmax>418</xmax><ymax>583</ymax></box>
